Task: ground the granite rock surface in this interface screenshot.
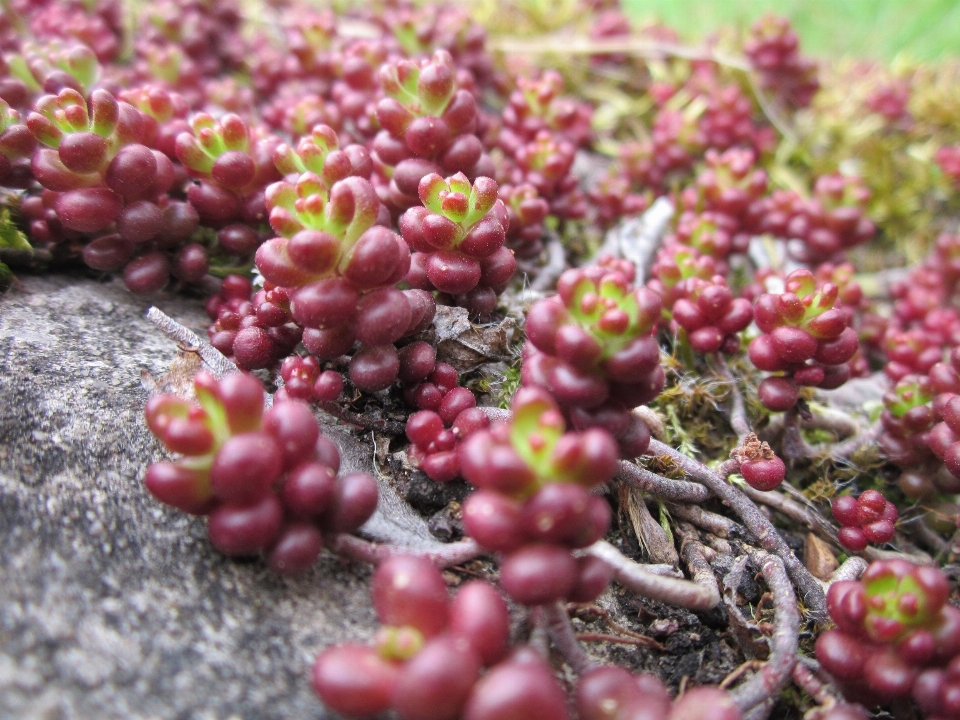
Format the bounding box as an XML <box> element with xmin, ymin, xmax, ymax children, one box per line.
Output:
<box><xmin>0</xmin><ymin>275</ymin><xmax>380</xmax><ymax>720</ymax></box>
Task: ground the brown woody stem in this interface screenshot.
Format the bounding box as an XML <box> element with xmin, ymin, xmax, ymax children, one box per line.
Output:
<box><xmin>647</xmin><ymin>439</ymin><xmax>826</xmax><ymax>616</ymax></box>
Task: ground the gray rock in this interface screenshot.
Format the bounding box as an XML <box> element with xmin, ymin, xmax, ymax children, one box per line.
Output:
<box><xmin>0</xmin><ymin>275</ymin><xmax>379</xmax><ymax>720</ymax></box>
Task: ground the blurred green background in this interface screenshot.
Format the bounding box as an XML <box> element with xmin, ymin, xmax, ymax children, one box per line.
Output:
<box><xmin>621</xmin><ymin>0</ymin><xmax>960</xmax><ymax>61</ymax></box>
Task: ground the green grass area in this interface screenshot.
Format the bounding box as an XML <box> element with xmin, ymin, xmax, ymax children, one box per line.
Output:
<box><xmin>621</xmin><ymin>0</ymin><xmax>960</xmax><ymax>61</ymax></box>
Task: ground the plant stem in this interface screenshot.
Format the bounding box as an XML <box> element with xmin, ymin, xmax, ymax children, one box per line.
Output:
<box><xmin>731</xmin><ymin>549</ymin><xmax>800</xmax><ymax>714</ymax></box>
<box><xmin>146</xmin><ymin>306</ymin><xmax>239</xmax><ymax>379</ymax></box>
<box><xmin>713</xmin><ymin>354</ymin><xmax>752</xmax><ymax>442</ymax></box>
<box><xmin>328</xmin><ymin>534</ymin><xmax>484</xmax><ymax>568</ymax></box>
<box><xmin>544</xmin><ymin>602</ymin><xmax>594</xmax><ymax>674</ymax></box>
<box><xmin>585</xmin><ymin>539</ymin><xmax>720</xmax><ymax>610</ymax></box>
<box><xmin>616</xmin><ymin>461</ymin><xmax>711</xmax><ymax>503</ymax></box>
<box><xmin>647</xmin><ymin>438</ymin><xmax>826</xmax><ymax>616</ymax></box>
<box><xmin>668</xmin><ymin>503</ymin><xmax>742</xmax><ymax>538</ymax></box>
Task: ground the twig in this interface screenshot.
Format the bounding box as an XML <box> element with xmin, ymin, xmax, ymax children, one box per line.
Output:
<box><xmin>528</xmin><ymin>607</ymin><xmax>550</xmax><ymax>659</ymax></box>
<box><xmin>569</xmin><ymin>604</ymin><xmax>666</xmax><ymax>649</ymax></box>
<box><xmin>905</xmin><ymin>515</ymin><xmax>950</xmax><ymax>556</ymax></box>
<box><xmin>146</xmin><ymin>306</ymin><xmax>238</xmax><ymax>378</ymax></box>
<box><xmin>617</xmin><ymin>461</ymin><xmax>711</xmax><ymax>503</ymax></box>
<box><xmin>721</xmin><ymin>661</ymin><xmax>765</xmax><ymax>689</ymax></box>
<box><xmin>743</xmin><ymin>699</ymin><xmax>776</xmax><ymax>720</ymax></box>
<box><xmin>675</xmin><ymin>522</ymin><xmax>722</xmax><ymax>606</ymax></box>
<box><xmin>316</xmin><ymin>400</ymin><xmax>406</xmax><ymax>436</ymax></box>
<box><xmin>791</xmin><ymin>661</ymin><xmax>834</xmax><ymax>705</ymax></box>
<box><xmin>782</xmin><ymin>408</ymin><xmax>817</xmax><ymax>460</ymax></box>
<box><xmin>529</xmin><ymin>234</ymin><xmax>567</xmax><ymax>293</ymax></box>
<box><xmin>621</xmin><ymin>485</ymin><xmax>679</xmax><ymax>565</ymax></box>
<box><xmin>713</xmin><ymin>354</ymin><xmax>751</xmax><ymax>442</ymax></box>
<box><xmin>668</xmin><ymin>503</ymin><xmax>742</xmax><ymax>538</ymax></box>
<box><xmin>617</xmin><ymin>196</ymin><xmax>674</xmax><ymax>283</ymax></box>
<box><xmin>738</xmin><ymin>483</ymin><xmax>838</xmax><ymax>543</ymax></box>
<box><xmin>731</xmin><ymin>549</ymin><xmax>800</xmax><ymax>714</ymax></box>
<box><xmin>647</xmin><ymin>439</ymin><xmax>826</xmax><ymax>616</ymax></box>
<box><xmin>544</xmin><ymin>602</ymin><xmax>595</xmax><ymax>674</ymax></box>
<box><xmin>575</xmin><ymin>632</ymin><xmax>663</xmax><ymax>649</ymax></box>
<box><xmin>722</xmin><ymin>555</ymin><xmax>771</xmax><ymax>659</ymax></box>
<box><xmin>585</xmin><ymin>539</ymin><xmax>720</xmax><ymax>610</ymax></box>
<box><xmin>328</xmin><ymin>534</ymin><xmax>484</xmax><ymax>568</ymax></box>
<box><xmin>826</xmin><ymin>556</ymin><xmax>867</xmax><ymax>585</ymax></box>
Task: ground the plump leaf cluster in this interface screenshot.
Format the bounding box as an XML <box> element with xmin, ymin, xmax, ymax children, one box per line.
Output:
<box><xmin>525</xmin><ymin>258</ymin><xmax>664</xmax><ymax>457</ymax></box>
<box><xmin>748</xmin><ymin>268</ymin><xmax>860</xmax><ymax>411</ymax></box>
<box><xmin>817</xmin><ymin>560</ymin><xmax>960</xmax><ymax>713</ymax></box>
<box><xmin>831</xmin><ymin>490</ymin><xmax>898</xmax><ymax>551</ymax></box>
<box><xmin>144</xmin><ymin>371</ymin><xmax>377</xmax><ymax>572</ymax></box>
<box><xmin>458</xmin><ymin>388</ymin><xmax>617</xmax><ymax>605</ymax></box>
<box><xmin>314</xmin><ymin>555</ymin><xmax>511</xmax><ymax>720</ymax></box>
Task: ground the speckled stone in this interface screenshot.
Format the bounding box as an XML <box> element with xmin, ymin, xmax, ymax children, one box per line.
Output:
<box><xmin>0</xmin><ymin>275</ymin><xmax>379</xmax><ymax>720</ymax></box>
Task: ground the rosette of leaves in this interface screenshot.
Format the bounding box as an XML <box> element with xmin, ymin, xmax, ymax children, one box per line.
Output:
<box><xmin>878</xmin><ymin>374</ymin><xmax>936</xmax><ymax>467</ymax></box>
<box><xmin>500</xmin><ymin>70</ymin><xmax>593</xmax><ymax>151</ymax></box>
<box><xmin>255</xmin><ymin>170</ymin><xmax>432</xmax><ymax>392</ymax></box>
<box><xmin>256</xmin><ymin>170</ymin><xmax>408</xmax><ymax>299</ymax></box>
<box><xmin>26</xmin><ymin>87</ymin><xmax>175</xmax><ymax>233</ymax></box>
<box><xmin>669</xmin><ymin>275</ymin><xmax>753</xmax><ymax>355</ymax></box>
<box><xmin>7</xmin><ymin>40</ymin><xmax>100</xmax><ymax>103</ymax></box>
<box><xmin>511</xmin><ymin>129</ymin><xmax>585</xmax><ymax>218</ymax></box>
<box><xmin>272</xmin><ymin>123</ymin><xmax>366</xmax><ymax>183</ymax></box>
<box><xmin>524</xmin><ymin>258</ymin><xmax>664</xmax><ymax>457</ymax></box>
<box><xmin>683</xmin><ymin>147</ymin><xmax>768</xmax><ymax>223</ymax></box>
<box><xmin>175</xmin><ymin>112</ymin><xmax>282</xmax><ymax>225</ymax></box>
<box><xmin>144</xmin><ymin>371</ymin><xmax>377</xmax><ymax>570</ymax></box>
<box><xmin>670</xmin><ymin>211</ymin><xmax>738</xmax><ymax>265</ymax></box>
<box><xmin>748</xmin><ymin>268</ymin><xmax>860</xmax><ymax>411</ymax></box>
<box><xmin>786</xmin><ymin>173</ymin><xmax>876</xmax><ymax>264</ymax></box>
<box><xmin>314</xmin><ymin>556</ymin><xmax>510</xmax><ymax>720</ymax></box>
<box><xmin>374</xmin><ymin>49</ymin><xmax>487</xmax><ymax>208</ymax></box>
<box><xmin>499</xmin><ymin>182</ymin><xmax>549</xmax><ymax>258</ymax></box>
<box><xmin>458</xmin><ymin>387</ymin><xmax>618</xmax><ymax>605</ymax></box>
<box><xmin>647</xmin><ymin>245</ymin><xmax>719</xmax><ymax>314</ymax></box>
<box><xmin>815</xmin><ymin>560</ymin><xmax>960</xmax><ymax>708</ymax></box>
<box><xmin>401</xmin><ymin>171</ymin><xmax>513</xmax><ymax>316</ymax></box>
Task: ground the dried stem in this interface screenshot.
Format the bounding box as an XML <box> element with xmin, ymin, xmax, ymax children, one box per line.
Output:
<box><xmin>739</xmin><ymin>483</ymin><xmax>838</xmax><ymax>543</ymax></box>
<box><xmin>585</xmin><ymin>539</ymin><xmax>720</xmax><ymax>610</ymax></box>
<box><xmin>528</xmin><ymin>607</ymin><xmax>551</xmax><ymax>659</ymax></box>
<box><xmin>713</xmin><ymin>354</ymin><xmax>752</xmax><ymax>442</ymax></box>
<box><xmin>329</xmin><ymin>534</ymin><xmax>484</xmax><ymax>568</ymax></box>
<box><xmin>616</xmin><ymin>461</ymin><xmax>711</xmax><ymax>503</ymax></box>
<box><xmin>675</xmin><ymin>522</ymin><xmax>722</xmax><ymax>603</ymax></box>
<box><xmin>909</xmin><ymin>517</ymin><xmax>951</xmax><ymax>556</ymax></box>
<box><xmin>668</xmin><ymin>503</ymin><xmax>742</xmax><ymax>538</ymax></box>
<box><xmin>570</xmin><ymin>604</ymin><xmax>665</xmax><ymax>649</ymax></box>
<box><xmin>315</xmin><ymin>400</ymin><xmax>406</xmax><ymax>436</ymax></box>
<box><xmin>146</xmin><ymin>306</ymin><xmax>238</xmax><ymax>378</ymax></box>
<box><xmin>647</xmin><ymin>439</ymin><xmax>826</xmax><ymax>615</ymax></box>
<box><xmin>731</xmin><ymin>549</ymin><xmax>800</xmax><ymax>714</ymax></box>
<box><xmin>826</xmin><ymin>556</ymin><xmax>868</xmax><ymax>586</ymax></box>
<box><xmin>782</xmin><ymin>408</ymin><xmax>817</xmax><ymax>460</ymax></box>
<box><xmin>616</xmin><ymin>196</ymin><xmax>674</xmax><ymax>283</ymax></box>
<box><xmin>791</xmin><ymin>661</ymin><xmax>833</xmax><ymax>705</ymax></box>
<box><xmin>544</xmin><ymin>602</ymin><xmax>595</xmax><ymax>674</ymax></box>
